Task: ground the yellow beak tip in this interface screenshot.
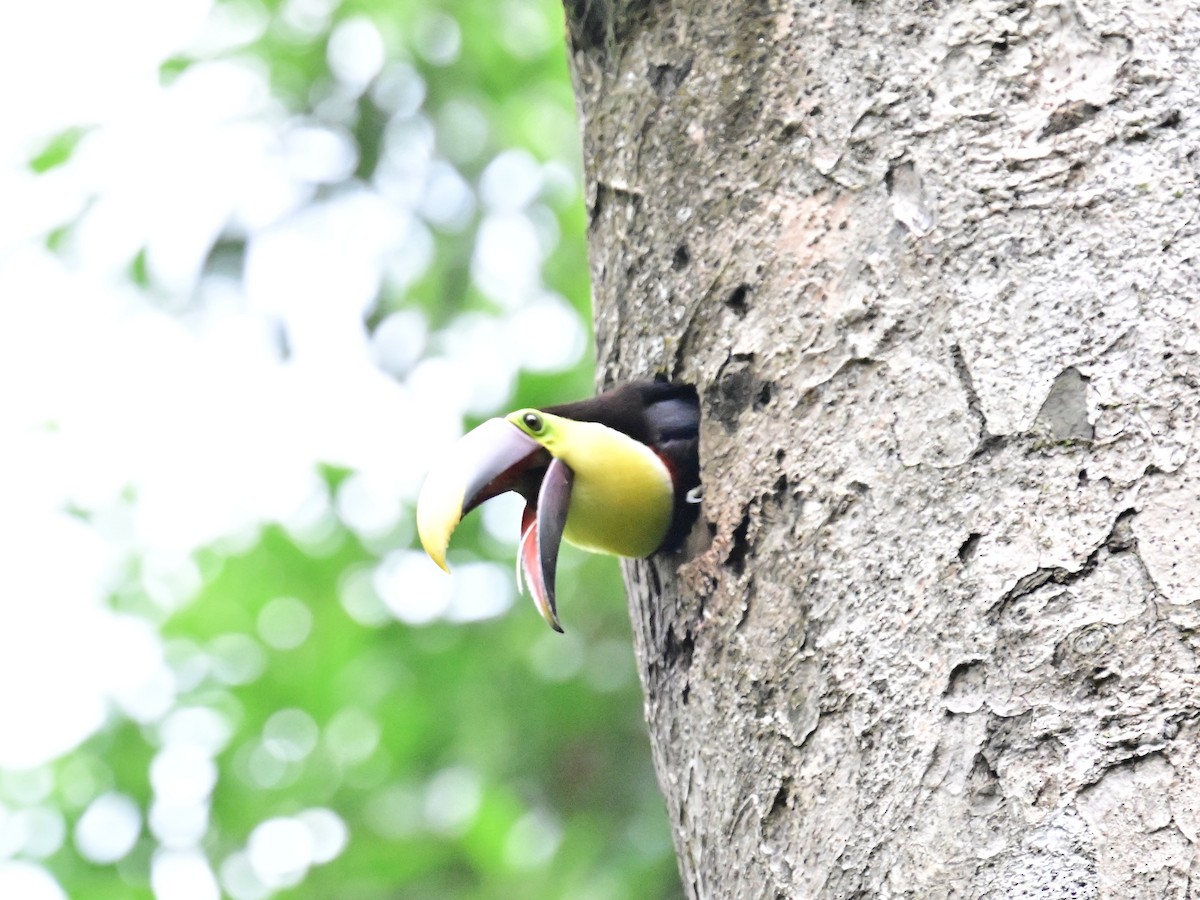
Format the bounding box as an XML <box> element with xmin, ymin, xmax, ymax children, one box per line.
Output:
<box><xmin>417</xmin><ymin>474</ymin><xmax>464</xmax><ymax>576</ymax></box>
<box><xmin>419</xmin><ymin>416</ymin><xmax>538</xmax><ymax>577</ymax></box>
<box><xmin>417</xmin><ymin>526</ymin><xmax>453</xmax><ymax>574</ymax></box>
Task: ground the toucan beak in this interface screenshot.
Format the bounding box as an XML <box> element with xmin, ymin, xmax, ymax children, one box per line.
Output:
<box><xmin>516</xmin><ymin>458</ymin><xmax>574</xmax><ymax>632</ymax></box>
<box><xmin>417</xmin><ymin>418</ymin><xmax>549</xmax><ymax>572</ymax></box>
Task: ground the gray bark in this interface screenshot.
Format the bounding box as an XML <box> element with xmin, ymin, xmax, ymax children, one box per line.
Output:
<box><xmin>565</xmin><ymin>0</ymin><xmax>1200</xmax><ymax>896</ymax></box>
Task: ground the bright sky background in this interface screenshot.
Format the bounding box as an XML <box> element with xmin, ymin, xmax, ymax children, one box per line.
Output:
<box><xmin>0</xmin><ymin>1</ymin><xmax>585</xmax><ymax>896</ymax></box>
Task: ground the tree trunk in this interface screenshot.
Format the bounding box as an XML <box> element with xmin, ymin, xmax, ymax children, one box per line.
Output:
<box><xmin>565</xmin><ymin>0</ymin><xmax>1200</xmax><ymax>896</ymax></box>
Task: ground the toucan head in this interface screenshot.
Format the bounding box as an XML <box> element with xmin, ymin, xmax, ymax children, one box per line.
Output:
<box><xmin>416</xmin><ymin>382</ymin><xmax>701</xmax><ymax>633</ymax></box>
<box><xmin>507</xmin><ymin>408</ymin><xmax>563</xmax><ymax>450</ymax></box>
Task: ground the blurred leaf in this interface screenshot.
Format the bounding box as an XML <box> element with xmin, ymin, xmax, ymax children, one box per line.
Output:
<box><xmin>28</xmin><ymin>127</ymin><xmax>87</xmax><ymax>173</ymax></box>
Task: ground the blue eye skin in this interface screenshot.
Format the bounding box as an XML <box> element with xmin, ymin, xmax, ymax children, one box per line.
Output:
<box><xmin>523</xmin><ymin>412</ymin><xmax>544</xmax><ymax>433</ymax></box>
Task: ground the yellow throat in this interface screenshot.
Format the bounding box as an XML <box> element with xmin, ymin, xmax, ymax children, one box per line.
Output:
<box><xmin>510</xmin><ymin>412</ymin><xmax>674</xmax><ymax>558</ymax></box>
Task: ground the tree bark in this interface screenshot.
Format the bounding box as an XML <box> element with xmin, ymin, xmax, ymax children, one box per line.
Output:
<box><xmin>565</xmin><ymin>0</ymin><xmax>1200</xmax><ymax>896</ymax></box>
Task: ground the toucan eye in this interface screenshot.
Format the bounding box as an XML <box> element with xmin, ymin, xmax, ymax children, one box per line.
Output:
<box><xmin>523</xmin><ymin>412</ymin><xmax>544</xmax><ymax>433</ymax></box>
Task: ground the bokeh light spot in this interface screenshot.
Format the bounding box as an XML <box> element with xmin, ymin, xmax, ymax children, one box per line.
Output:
<box><xmin>0</xmin><ymin>861</ymin><xmax>66</xmax><ymax>900</ymax></box>
<box><xmin>337</xmin><ymin>565</ymin><xmax>392</xmax><ymax>628</ymax></box>
<box><xmin>446</xmin><ymin>561</ymin><xmax>515</xmax><ymax>624</ymax></box>
<box><xmin>585</xmin><ymin>639</ymin><xmax>637</xmax><ymax>693</ymax></box>
<box><xmin>436</xmin><ymin>99</ymin><xmax>489</xmax><ymax>165</ymax></box>
<box><xmin>371</xmin><ymin>309</ymin><xmax>427</xmax><ymax>377</ymax></box>
<box><xmin>413</xmin><ymin>11</ymin><xmax>461</xmax><ymax>66</ymax></box>
<box><xmin>238</xmin><ymin>743</ymin><xmax>288</xmax><ymax>790</ymax></box>
<box><xmin>208</xmin><ymin>634</ymin><xmax>267</xmax><ymax>686</ymax></box>
<box><xmin>327</xmin><ymin>16</ymin><xmax>385</xmax><ymax>91</ymax></box>
<box><xmin>335</xmin><ymin>472</ymin><xmax>402</xmax><ymax>541</ymax></box>
<box><xmin>262</xmin><ymin>709</ymin><xmax>319</xmax><ymax>763</ymax></box>
<box><xmin>150</xmin><ymin>744</ymin><xmax>217</xmax><ymax>806</ymax></box>
<box><xmin>151</xmin><ymin>849</ymin><xmax>220</xmax><ymax>900</ymax></box>
<box><xmin>279</xmin><ymin>0</ymin><xmax>333</xmax><ymax>39</ymax></box>
<box><xmin>480</xmin><ymin>149</ymin><xmax>542</xmax><ymax>212</ymax></box>
<box><xmin>324</xmin><ymin>707</ymin><xmax>380</xmax><ymax>768</ymax></box>
<box><xmin>257</xmin><ymin>597</ymin><xmax>313</xmax><ymax>651</ymax></box>
<box><xmin>472</xmin><ymin>212</ymin><xmax>542</xmax><ymax>308</ymax></box>
<box><xmin>498</xmin><ymin>0</ymin><xmax>554</xmax><ymax>59</ymax></box>
<box><xmin>510</xmin><ymin>294</ymin><xmax>586</xmax><ymax>373</ymax></box>
<box><xmin>364</xmin><ymin>783</ymin><xmax>420</xmax><ymax>839</ymax></box>
<box><xmin>528</xmin><ymin>630</ymin><xmax>585</xmax><ymax>683</ymax></box>
<box><xmin>281</xmin><ymin>125</ymin><xmax>357</xmax><ymax>184</ymax></box>
<box><xmin>72</xmin><ymin>796</ymin><xmax>140</xmax><ymax>868</ymax></box>
<box><xmin>159</xmin><ymin>707</ymin><xmax>234</xmax><ymax>756</ymax></box>
<box><xmin>503</xmin><ymin>808</ymin><xmax>562</xmax><ymax>871</ymax></box>
<box><xmin>149</xmin><ymin>795</ymin><xmax>210</xmax><ymax>849</ymax></box>
<box><xmin>247</xmin><ymin>816</ymin><xmax>315</xmax><ymax>889</ymax></box>
<box><xmin>56</xmin><ymin>756</ymin><xmax>112</xmax><ymax>811</ymax></box>
<box><xmin>374</xmin><ymin>549</ymin><xmax>453</xmax><ymax>625</ymax></box>
<box><xmin>422</xmin><ymin>766</ymin><xmax>481</xmax><ymax>836</ymax></box>
<box><xmin>296</xmin><ymin>807</ymin><xmax>348</xmax><ymax>864</ymax></box>
<box><xmin>13</xmin><ymin>807</ymin><xmax>65</xmax><ymax>859</ymax></box>
<box><xmin>371</xmin><ymin>62</ymin><xmax>425</xmax><ymax>117</ymax></box>
<box><xmin>1</xmin><ymin>768</ymin><xmax>53</xmax><ymax>805</ymax></box>
<box><xmin>218</xmin><ymin>850</ymin><xmax>269</xmax><ymax>900</ymax></box>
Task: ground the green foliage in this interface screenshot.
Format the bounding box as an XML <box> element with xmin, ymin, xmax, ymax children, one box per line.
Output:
<box><xmin>11</xmin><ymin>0</ymin><xmax>682</xmax><ymax>896</ymax></box>
<box><xmin>27</xmin><ymin>127</ymin><xmax>88</xmax><ymax>174</ymax></box>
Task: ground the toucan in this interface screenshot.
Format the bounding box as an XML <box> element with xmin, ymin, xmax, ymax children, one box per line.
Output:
<box><xmin>417</xmin><ymin>381</ymin><xmax>701</xmax><ymax>631</ymax></box>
